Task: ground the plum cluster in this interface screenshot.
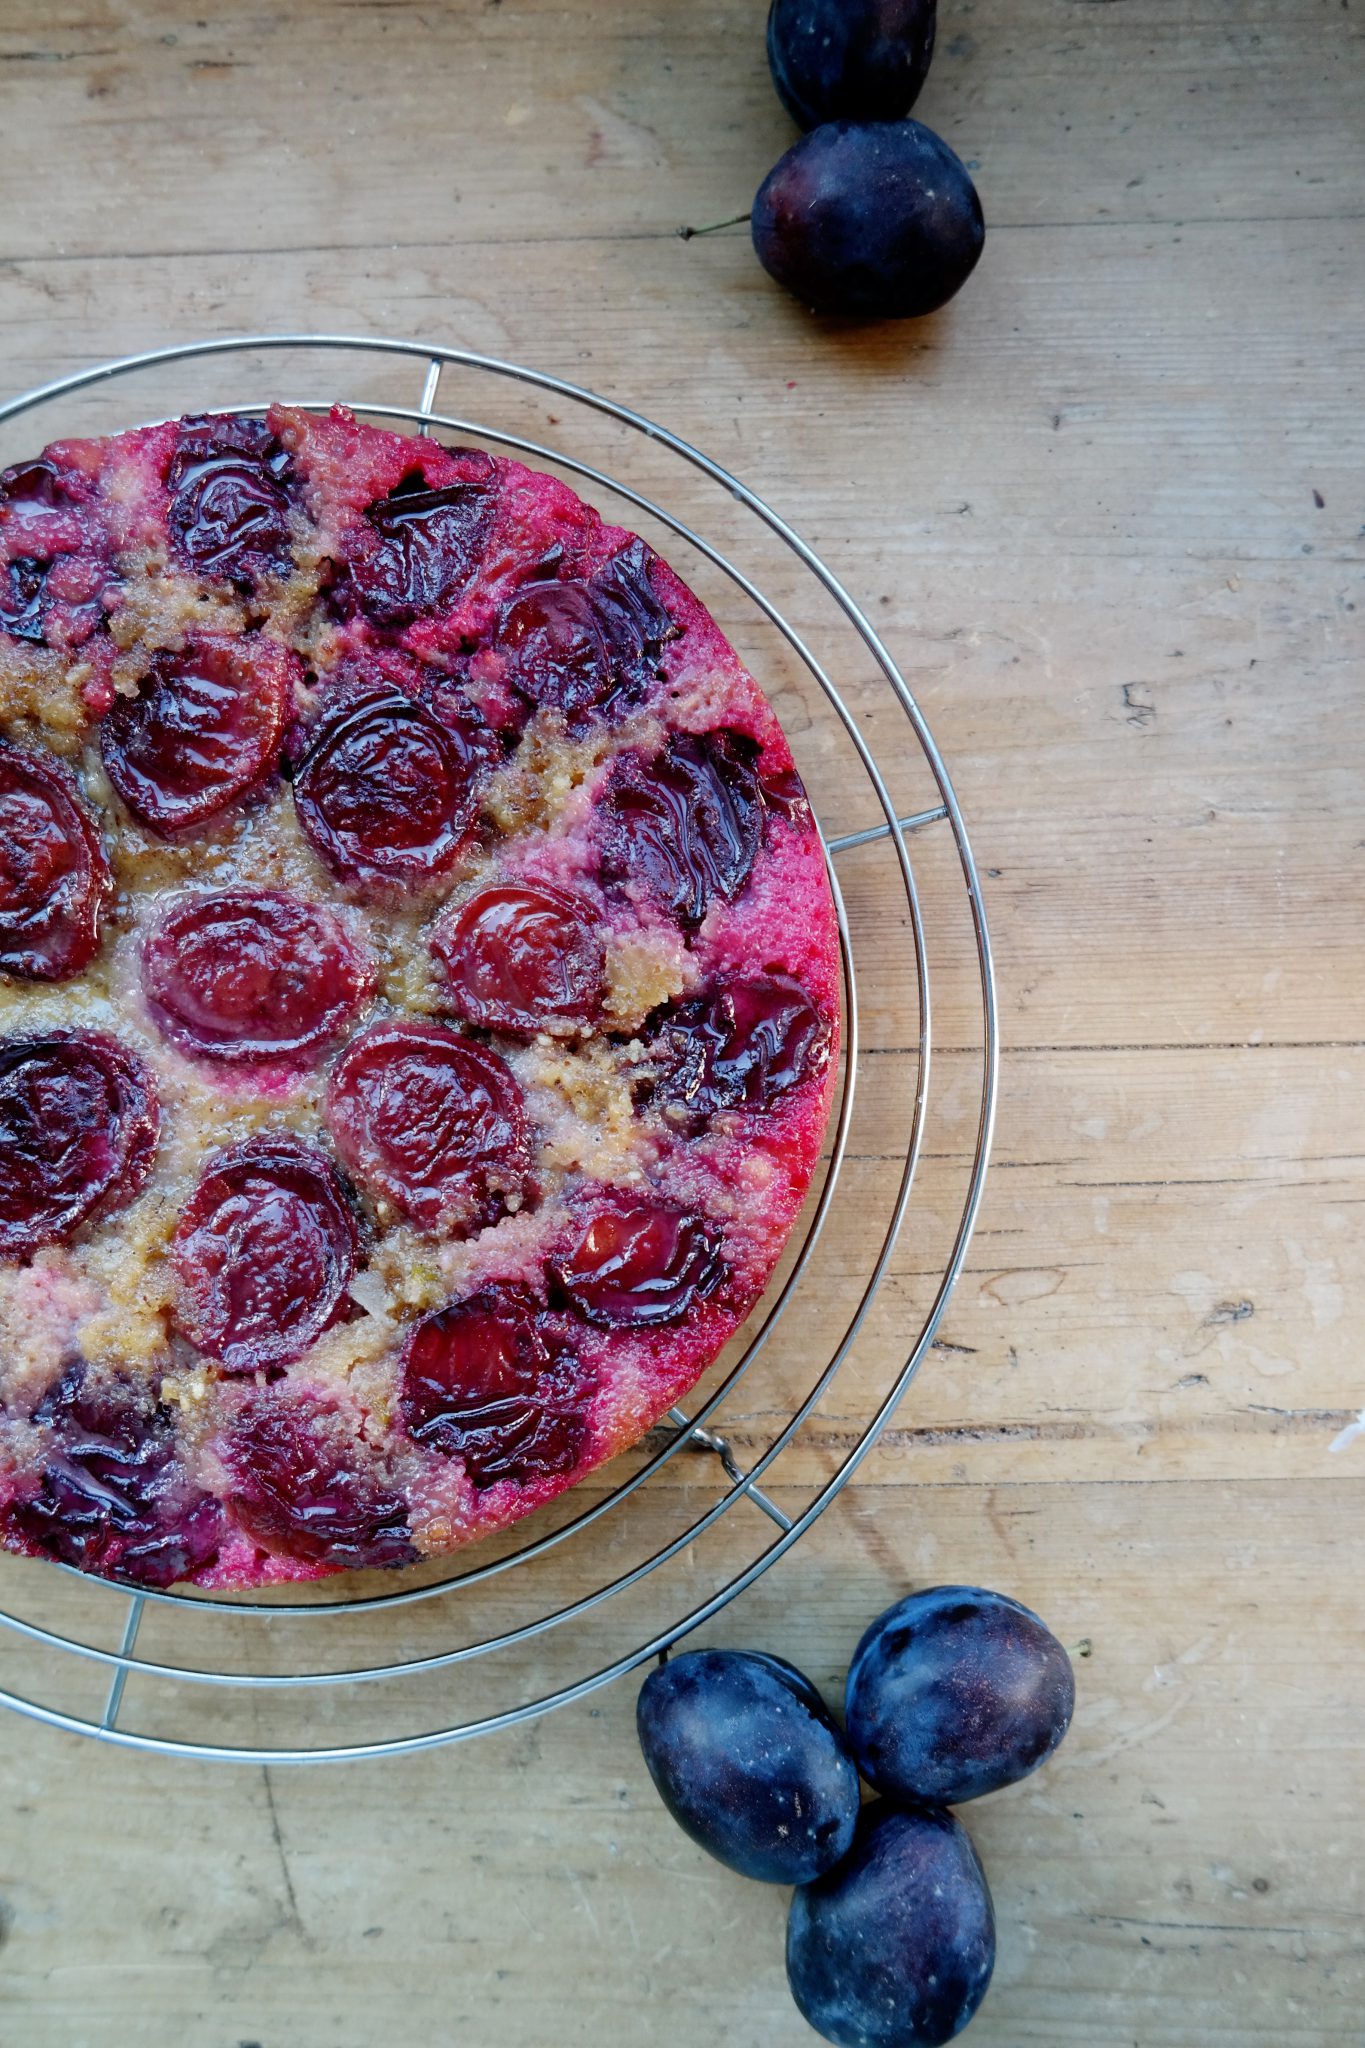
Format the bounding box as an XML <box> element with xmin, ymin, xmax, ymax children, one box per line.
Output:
<box><xmin>760</xmin><ymin>0</ymin><xmax>982</xmax><ymax>319</ymax></box>
<box><xmin>684</xmin><ymin>0</ymin><xmax>984</xmax><ymax>322</ymax></box>
<box><xmin>636</xmin><ymin>1586</ymin><xmax>1077</xmax><ymax>2045</ymax></box>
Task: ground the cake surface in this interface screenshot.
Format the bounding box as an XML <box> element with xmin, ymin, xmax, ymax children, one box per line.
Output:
<box><xmin>0</xmin><ymin>405</ymin><xmax>839</xmax><ymax>1590</ymax></box>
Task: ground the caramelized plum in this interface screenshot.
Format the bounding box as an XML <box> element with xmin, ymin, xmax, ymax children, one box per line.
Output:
<box><xmin>325</xmin><ymin>1018</ymin><xmax>535</xmax><ymax>1235</ymax></box>
<box><xmin>1</xmin><ymin>456</ymin><xmax>108</xmax><ymax>648</ymax></box>
<box><xmin>3</xmin><ymin>1362</ymin><xmax>220</xmax><ymax>1586</ymax></box>
<box><xmin>650</xmin><ymin>974</ymin><xmax>830</xmax><ymax>1128</ymax></box>
<box><xmin>171</xmin><ymin>1134</ymin><xmax>360</xmax><ymax>1373</ymax></box>
<box><xmin>0</xmin><ymin>1032</ymin><xmax>159</xmax><ymax>1257</ymax></box>
<box><xmin>552</xmin><ymin>1200</ymin><xmax>727</xmax><ymax>1327</ymax></box>
<box><xmin>50</xmin><ymin>569</ymin><xmax>108</xmax><ymax>647</ymax></box>
<box><xmin>100</xmin><ymin>633</ymin><xmax>294</xmax><ymax>836</ymax></box>
<box><xmin>0</xmin><ymin>741</ymin><xmax>111</xmax><ymax>980</ymax></box>
<box><xmin>342</xmin><ymin>468</ymin><xmax>494</xmax><ymax>626</ymax></box>
<box><xmin>0</xmin><ymin>555</ymin><xmax>106</xmax><ymax>649</ymax></box>
<box><xmin>494</xmin><ymin>538</ymin><xmax>677</xmax><ymax>717</ymax></box>
<box><xmin>430</xmin><ymin>881</ymin><xmax>604</xmax><ymax>1036</ymax></box>
<box><xmin>0</xmin><ymin>457</ymin><xmax>74</xmax><ymax>515</ymax></box>
<box><xmin>142</xmin><ymin>887</ymin><xmax>372</xmax><ymax>1065</ymax></box>
<box><xmin>293</xmin><ymin>679</ymin><xmax>484</xmax><ymax>888</ymax></box>
<box><xmin>601</xmin><ymin>729</ymin><xmax>765</xmax><ymax>928</ymax></box>
<box><xmin>222</xmin><ymin>1392</ymin><xmax>415</xmax><ymax>1569</ymax></box>
<box><xmin>0</xmin><ymin>557</ymin><xmax>50</xmax><ymax>643</ymax></box>
<box><xmin>401</xmin><ymin>1284</ymin><xmax>588</xmax><ymax>1486</ymax></box>
<box><xmin>167</xmin><ymin>414</ymin><xmax>296</xmax><ymax>588</ymax></box>
<box><xmin>757</xmin><ymin>758</ymin><xmax>812</xmax><ymax>826</ymax></box>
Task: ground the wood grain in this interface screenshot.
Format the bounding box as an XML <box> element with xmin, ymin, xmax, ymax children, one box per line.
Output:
<box><xmin>1</xmin><ymin>0</ymin><xmax>1363</xmax><ymax>2041</ymax></box>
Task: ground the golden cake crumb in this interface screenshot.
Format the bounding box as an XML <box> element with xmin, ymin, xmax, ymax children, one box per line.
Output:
<box><xmin>0</xmin><ymin>641</ymin><xmax>89</xmax><ymax>738</ymax></box>
<box><xmin>603</xmin><ymin>933</ymin><xmax>689</xmax><ymax>1030</ymax></box>
<box><xmin>519</xmin><ymin>1040</ymin><xmax>653</xmax><ymax>1184</ymax></box>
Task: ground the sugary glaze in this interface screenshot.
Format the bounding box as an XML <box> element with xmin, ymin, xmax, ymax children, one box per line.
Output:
<box><xmin>0</xmin><ymin>406</ymin><xmax>840</xmax><ymax>1589</ymax></box>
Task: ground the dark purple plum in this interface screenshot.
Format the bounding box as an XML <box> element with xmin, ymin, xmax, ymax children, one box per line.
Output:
<box><xmin>292</xmin><ymin>677</ymin><xmax>484</xmax><ymax>889</ymax></box>
<box><xmin>0</xmin><ymin>455</ymin><xmax>110</xmax><ymax>650</ymax></box>
<box><xmin>100</xmin><ymin>632</ymin><xmax>294</xmax><ymax>837</ymax></box>
<box><xmin>647</xmin><ymin>972</ymin><xmax>831</xmax><ymax>1129</ymax></box>
<box><xmin>222</xmin><ymin>1392</ymin><xmax>415</xmax><ymax>1571</ymax></box>
<box><xmin>2</xmin><ymin>1362</ymin><xmax>221</xmax><ymax>1587</ymax></box>
<box><xmin>552</xmin><ymin>1201</ymin><xmax>727</xmax><ymax>1328</ymax></box>
<box><xmin>768</xmin><ymin>0</ymin><xmax>936</xmax><ymax>130</ymax></box>
<box><xmin>342</xmin><ymin>468</ymin><xmax>495</xmax><ymax>627</ymax></box>
<box><xmin>752</xmin><ymin>121</ymin><xmax>984</xmax><ymax>320</ymax></box>
<box><xmin>846</xmin><ymin>1585</ymin><xmax>1075</xmax><ymax>1805</ymax></box>
<box><xmin>171</xmin><ymin>1135</ymin><xmax>361</xmax><ymax>1374</ymax></box>
<box><xmin>787</xmin><ymin>1801</ymin><xmax>995</xmax><ymax>2047</ymax></box>
<box><xmin>0</xmin><ymin>1032</ymin><xmax>159</xmax><ymax>1256</ymax></box>
<box><xmin>637</xmin><ymin>1649</ymin><xmax>860</xmax><ymax>1883</ymax></box>
<box><xmin>400</xmin><ymin>1284</ymin><xmax>589</xmax><ymax>1488</ymax></box>
<box><xmin>141</xmin><ymin>887</ymin><xmax>373</xmax><ymax>1066</ymax></box>
<box><xmin>166</xmin><ymin>414</ymin><xmax>297</xmax><ymax>589</ymax></box>
<box><xmin>494</xmin><ymin>537</ymin><xmax>677</xmax><ymax>719</ymax></box>
<box><xmin>600</xmin><ymin>728</ymin><xmax>765</xmax><ymax>929</ymax></box>
<box><xmin>0</xmin><ymin>741</ymin><xmax>111</xmax><ymax>981</ymax></box>
<box><xmin>326</xmin><ymin>1019</ymin><xmax>535</xmax><ymax>1237</ymax></box>
<box><xmin>430</xmin><ymin>881</ymin><xmax>605</xmax><ymax>1037</ymax></box>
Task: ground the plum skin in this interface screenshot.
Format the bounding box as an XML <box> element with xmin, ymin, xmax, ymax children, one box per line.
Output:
<box><xmin>767</xmin><ymin>0</ymin><xmax>937</xmax><ymax>131</ymax></box>
<box><xmin>636</xmin><ymin>1648</ymin><xmax>861</xmax><ymax>1884</ymax></box>
<box><xmin>846</xmin><ymin>1585</ymin><xmax>1076</xmax><ymax>1805</ymax></box>
<box><xmin>787</xmin><ymin>1801</ymin><xmax>995</xmax><ymax>2048</ymax></box>
<box><xmin>752</xmin><ymin>121</ymin><xmax>984</xmax><ymax>320</ymax></box>
<box><xmin>552</xmin><ymin>1201</ymin><xmax>727</xmax><ymax>1329</ymax></box>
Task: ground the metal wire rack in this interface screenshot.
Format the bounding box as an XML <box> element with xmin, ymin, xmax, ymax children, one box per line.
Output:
<box><xmin>0</xmin><ymin>335</ymin><xmax>997</xmax><ymax>1763</ymax></box>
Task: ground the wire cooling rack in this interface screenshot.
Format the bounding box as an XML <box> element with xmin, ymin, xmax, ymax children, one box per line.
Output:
<box><xmin>0</xmin><ymin>335</ymin><xmax>997</xmax><ymax>1763</ymax></box>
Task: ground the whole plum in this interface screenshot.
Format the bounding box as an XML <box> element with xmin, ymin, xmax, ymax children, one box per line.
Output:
<box><xmin>787</xmin><ymin>1800</ymin><xmax>995</xmax><ymax>2047</ymax></box>
<box><xmin>767</xmin><ymin>0</ymin><xmax>937</xmax><ymax>130</ymax></box>
<box><xmin>636</xmin><ymin>1648</ymin><xmax>861</xmax><ymax>1883</ymax></box>
<box><xmin>845</xmin><ymin>1585</ymin><xmax>1076</xmax><ymax>1805</ymax></box>
<box><xmin>752</xmin><ymin>121</ymin><xmax>984</xmax><ymax>319</ymax></box>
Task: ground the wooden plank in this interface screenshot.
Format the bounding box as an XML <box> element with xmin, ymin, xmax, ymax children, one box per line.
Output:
<box><xmin>706</xmin><ymin>1041</ymin><xmax>1365</xmax><ymax>1487</ymax></box>
<box><xmin>0</xmin><ymin>1481</ymin><xmax>1361</xmax><ymax>2045</ymax></box>
<box><xmin>1</xmin><ymin>225</ymin><xmax>1359</xmax><ymax>1053</ymax></box>
<box><xmin>0</xmin><ymin>0</ymin><xmax>1361</xmax><ymax>259</ymax></box>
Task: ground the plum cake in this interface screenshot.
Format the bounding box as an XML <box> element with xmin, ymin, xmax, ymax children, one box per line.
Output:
<box><xmin>0</xmin><ymin>404</ymin><xmax>840</xmax><ymax>1589</ymax></box>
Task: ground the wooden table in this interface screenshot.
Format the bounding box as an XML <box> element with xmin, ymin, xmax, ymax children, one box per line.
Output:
<box><xmin>1</xmin><ymin>1</ymin><xmax>1362</xmax><ymax>2041</ymax></box>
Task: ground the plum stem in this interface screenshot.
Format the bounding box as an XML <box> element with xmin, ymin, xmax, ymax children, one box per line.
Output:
<box><xmin>677</xmin><ymin>212</ymin><xmax>752</xmax><ymax>241</ymax></box>
<box><xmin>1066</xmin><ymin>1637</ymin><xmax>1093</xmax><ymax>1660</ymax></box>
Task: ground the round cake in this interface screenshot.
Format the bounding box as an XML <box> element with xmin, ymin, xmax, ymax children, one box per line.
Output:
<box><xmin>0</xmin><ymin>404</ymin><xmax>840</xmax><ymax>1590</ymax></box>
